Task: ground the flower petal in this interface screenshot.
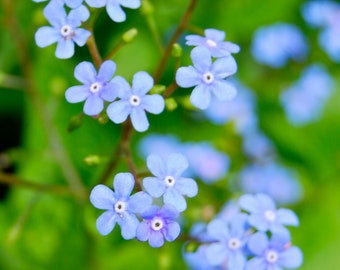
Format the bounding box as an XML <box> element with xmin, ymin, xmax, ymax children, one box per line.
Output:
<box><xmin>142</xmin><ymin>95</ymin><xmax>165</xmax><ymax>114</ymax></box>
<box><xmin>85</xmin><ymin>0</ymin><xmax>106</xmax><ymax>8</ymax></box>
<box><xmin>119</xmin><ymin>0</ymin><xmax>141</xmax><ymax>9</ymax></box>
<box><xmin>207</xmin><ymin>219</ymin><xmax>230</xmax><ymax>240</ymax></box>
<box><xmin>136</xmin><ymin>221</ymin><xmax>150</xmax><ymax>241</ymax></box>
<box><xmin>211</xmin><ymin>80</ymin><xmax>237</xmax><ymax>101</ymax></box>
<box><xmin>279</xmin><ymin>247</ymin><xmax>303</xmax><ymax>268</ymax></box>
<box><xmin>166</xmin><ymin>153</ymin><xmax>188</xmax><ymax>177</ymax></box>
<box><xmin>176</xmin><ymin>66</ymin><xmax>200</xmax><ymax>88</ymax></box>
<box><xmin>68</xmin><ymin>5</ymin><xmax>90</xmax><ymax>24</ymax></box>
<box><xmin>73</xmin><ymin>28</ymin><xmax>91</xmax><ymax>46</ymax></box>
<box><xmin>175</xmin><ymin>177</ymin><xmax>198</xmax><ymax>197</ymax></box>
<box><xmin>100</xmin><ymin>82</ymin><xmax>118</xmax><ymax>102</ymax></box>
<box><xmin>96</xmin><ymin>211</ymin><xmax>117</xmax><ymax>235</ymax></box>
<box><xmin>74</xmin><ymin>61</ymin><xmax>97</xmax><ymax>84</ymax></box>
<box><xmin>132</xmin><ymin>71</ymin><xmax>154</xmax><ymax>96</ymax></box>
<box><xmin>83</xmin><ymin>94</ymin><xmax>104</xmax><ymax>116</ymax></box>
<box><xmin>212</xmin><ymin>56</ymin><xmax>237</xmax><ymax>78</ymax></box>
<box><xmin>35</xmin><ymin>26</ymin><xmax>59</xmax><ymax>47</ymax></box>
<box><xmin>247</xmin><ymin>232</ymin><xmax>268</xmax><ymax>255</ymax></box>
<box><xmin>118</xmin><ymin>212</ymin><xmax>139</xmax><ymax>239</ymax></box>
<box><xmin>113</xmin><ymin>172</ymin><xmax>134</xmax><ymax>199</ymax></box>
<box><xmin>90</xmin><ymin>184</ymin><xmax>116</xmax><ymax>210</ymax></box>
<box><xmin>147</xmin><ymin>154</ymin><xmax>166</xmax><ymax>178</ymax></box>
<box><xmin>128</xmin><ymin>191</ymin><xmax>152</xmax><ymax>213</ymax></box>
<box><xmin>65</xmin><ymin>85</ymin><xmax>90</xmax><ymax>103</ymax></box>
<box><xmin>107</xmin><ymin>2</ymin><xmax>126</xmax><ymax>22</ymax></box>
<box><xmin>164</xmin><ymin>221</ymin><xmax>180</xmax><ymax>241</ymax></box>
<box><xmin>190</xmin><ymin>84</ymin><xmax>211</xmax><ymax>110</ymax></box>
<box><xmin>276</xmin><ymin>208</ymin><xmax>299</xmax><ymax>226</ymax></box>
<box><xmin>149</xmin><ymin>230</ymin><xmax>164</xmax><ymax>248</ymax></box>
<box><xmin>130</xmin><ymin>107</ymin><xmax>149</xmax><ymax>132</ymax></box>
<box><xmin>98</xmin><ymin>60</ymin><xmax>116</xmax><ymax>81</ymax></box>
<box><xmin>106</xmin><ymin>100</ymin><xmax>131</xmax><ymax>123</ymax></box>
<box><xmin>206</xmin><ymin>242</ymin><xmax>228</xmax><ymax>266</ymax></box>
<box><xmin>143</xmin><ymin>177</ymin><xmax>166</xmax><ymax>198</ymax></box>
<box><xmin>55</xmin><ymin>39</ymin><xmax>74</xmax><ymax>59</ymax></box>
<box><xmin>245</xmin><ymin>257</ymin><xmax>266</xmax><ymax>270</ymax></box>
<box><xmin>111</xmin><ymin>76</ymin><xmax>131</xmax><ymax>99</ymax></box>
<box><xmin>164</xmin><ymin>188</ymin><xmax>187</xmax><ymax>212</ymax></box>
<box><xmin>205</xmin><ymin>28</ymin><xmax>225</xmax><ymax>41</ymax></box>
<box><xmin>191</xmin><ymin>47</ymin><xmax>212</xmax><ymax>73</ymax></box>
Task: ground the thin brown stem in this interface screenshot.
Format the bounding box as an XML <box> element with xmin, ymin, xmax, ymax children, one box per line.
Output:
<box><xmin>87</xmin><ymin>29</ymin><xmax>103</xmax><ymax>69</ymax></box>
<box><xmin>105</xmin><ymin>40</ymin><xmax>125</xmax><ymax>61</ymax></box>
<box><xmin>153</xmin><ymin>0</ymin><xmax>198</xmax><ymax>84</ymax></box>
<box><xmin>163</xmin><ymin>81</ymin><xmax>179</xmax><ymax>98</ymax></box>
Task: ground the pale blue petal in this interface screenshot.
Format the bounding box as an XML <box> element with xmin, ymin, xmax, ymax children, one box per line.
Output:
<box><xmin>132</xmin><ymin>71</ymin><xmax>154</xmax><ymax>96</ymax></box>
<box><xmin>229</xmin><ymin>251</ymin><xmax>246</xmax><ymax>270</ymax></box>
<box><xmin>249</xmin><ymin>214</ymin><xmax>269</xmax><ymax>231</ymax></box>
<box><xmin>247</xmin><ymin>232</ymin><xmax>268</xmax><ymax>255</ymax></box>
<box><xmin>65</xmin><ymin>85</ymin><xmax>90</xmax><ymax>103</ymax></box>
<box><xmin>276</xmin><ymin>209</ymin><xmax>299</xmax><ymax>226</ymax></box>
<box><xmin>107</xmin><ymin>2</ymin><xmax>126</xmax><ymax>22</ymax></box>
<box><xmin>73</xmin><ymin>28</ymin><xmax>91</xmax><ymax>46</ymax></box>
<box><xmin>175</xmin><ymin>66</ymin><xmax>200</xmax><ymax>88</ymax></box>
<box><xmin>185</xmin><ymin>34</ymin><xmax>205</xmax><ymax>46</ymax></box>
<box><xmin>164</xmin><ymin>221</ymin><xmax>180</xmax><ymax>241</ymax></box>
<box><xmin>205</xmin><ymin>28</ymin><xmax>225</xmax><ymax>41</ymax></box>
<box><xmin>147</xmin><ymin>154</ymin><xmax>166</xmax><ymax>178</ymax></box>
<box><xmin>68</xmin><ymin>5</ymin><xmax>90</xmax><ymax>24</ymax></box>
<box><xmin>190</xmin><ymin>84</ymin><xmax>211</xmax><ymax>109</ymax></box>
<box><xmin>96</xmin><ymin>211</ymin><xmax>117</xmax><ymax>235</ymax></box>
<box><xmin>98</xmin><ymin>60</ymin><xmax>116</xmax><ymax>81</ymax></box>
<box><xmin>130</xmin><ymin>107</ymin><xmax>149</xmax><ymax>132</ymax></box>
<box><xmin>175</xmin><ymin>177</ymin><xmax>198</xmax><ymax>197</ymax></box>
<box><xmin>211</xmin><ymin>80</ymin><xmax>237</xmax><ymax>101</ymax></box>
<box><xmin>83</xmin><ymin>95</ymin><xmax>104</xmax><ymax>115</ymax></box>
<box><xmin>191</xmin><ymin>47</ymin><xmax>211</xmax><ymax>73</ymax></box>
<box><xmin>143</xmin><ymin>177</ymin><xmax>166</xmax><ymax>198</ymax></box>
<box><xmin>220</xmin><ymin>42</ymin><xmax>241</xmax><ymax>54</ymax></box>
<box><xmin>207</xmin><ymin>219</ymin><xmax>229</xmax><ymax>240</ymax></box>
<box><xmin>140</xmin><ymin>205</ymin><xmax>159</xmax><ymax>219</ymax></box>
<box><xmin>245</xmin><ymin>257</ymin><xmax>266</xmax><ymax>270</ymax></box>
<box><xmin>160</xmin><ymin>204</ymin><xmax>179</xmax><ymax>219</ymax></box>
<box><xmin>119</xmin><ymin>0</ymin><xmax>141</xmax><ymax>9</ymax></box>
<box><xmin>136</xmin><ymin>222</ymin><xmax>150</xmax><ymax>241</ymax></box>
<box><xmin>65</xmin><ymin>0</ymin><xmax>83</xmax><ymax>8</ymax></box>
<box><xmin>118</xmin><ymin>213</ymin><xmax>139</xmax><ymax>239</ymax></box>
<box><xmin>90</xmin><ymin>184</ymin><xmax>116</xmax><ymax>210</ymax></box>
<box><xmin>111</xmin><ymin>76</ymin><xmax>131</xmax><ymax>99</ymax></box>
<box><xmin>85</xmin><ymin>0</ymin><xmax>106</xmax><ymax>8</ymax></box>
<box><xmin>166</xmin><ymin>153</ymin><xmax>188</xmax><ymax>177</ymax></box>
<box><xmin>142</xmin><ymin>95</ymin><xmax>165</xmax><ymax>114</ymax></box>
<box><xmin>212</xmin><ymin>56</ymin><xmax>237</xmax><ymax>78</ymax></box>
<box><xmin>74</xmin><ymin>61</ymin><xmax>96</xmax><ymax>84</ymax></box>
<box><xmin>257</xmin><ymin>193</ymin><xmax>276</xmax><ymax>211</ymax></box>
<box><xmin>35</xmin><ymin>27</ymin><xmax>59</xmax><ymax>47</ymax></box>
<box><xmin>106</xmin><ymin>100</ymin><xmax>131</xmax><ymax>123</ymax></box>
<box><xmin>113</xmin><ymin>172</ymin><xmax>134</xmax><ymax>198</ymax></box>
<box><xmin>279</xmin><ymin>247</ymin><xmax>303</xmax><ymax>268</ymax></box>
<box><xmin>44</xmin><ymin>1</ymin><xmax>65</xmax><ymax>27</ymax></box>
<box><xmin>149</xmin><ymin>230</ymin><xmax>164</xmax><ymax>247</ymax></box>
<box><xmin>55</xmin><ymin>39</ymin><xmax>74</xmax><ymax>59</ymax></box>
<box><xmin>100</xmin><ymin>82</ymin><xmax>118</xmax><ymax>102</ymax></box>
<box><xmin>206</xmin><ymin>242</ymin><xmax>228</xmax><ymax>266</ymax></box>
<box><xmin>164</xmin><ymin>188</ymin><xmax>187</xmax><ymax>212</ymax></box>
<box><xmin>239</xmin><ymin>194</ymin><xmax>261</xmax><ymax>213</ymax></box>
<box><xmin>128</xmin><ymin>191</ymin><xmax>152</xmax><ymax>213</ymax></box>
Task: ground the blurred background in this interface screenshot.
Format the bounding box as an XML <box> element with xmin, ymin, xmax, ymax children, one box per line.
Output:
<box><xmin>0</xmin><ymin>0</ymin><xmax>339</xmax><ymax>269</ymax></box>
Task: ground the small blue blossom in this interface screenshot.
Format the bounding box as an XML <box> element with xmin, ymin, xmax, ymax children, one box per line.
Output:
<box><xmin>280</xmin><ymin>64</ymin><xmax>334</xmax><ymax>126</ymax></box>
<box><xmin>242</xmin><ymin>131</ymin><xmax>275</xmax><ymax>162</ymax></box>
<box><xmin>65</xmin><ymin>60</ymin><xmax>119</xmax><ymax>116</ymax></box>
<box><xmin>205</xmin><ymin>213</ymin><xmax>249</xmax><ymax>270</ymax></box>
<box><xmin>90</xmin><ymin>172</ymin><xmax>152</xmax><ymax>239</ymax></box>
<box><xmin>136</xmin><ymin>204</ymin><xmax>180</xmax><ymax>248</ymax></box>
<box><xmin>251</xmin><ymin>23</ymin><xmax>308</xmax><ymax>68</ymax></box>
<box><xmin>33</xmin><ymin>0</ymin><xmax>83</xmax><ymax>9</ymax></box>
<box><xmin>85</xmin><ymin>0</ymin><xmax>141</xmax><ymax>22</ymax></box>
<box><xmin>35</xmin><ymin>2</ymin><xmax>91</xmax><ymax>59</ymax></box>
<box><xmin>176</xmin><ymin>47</ymin><xmax>237</xmax><ymax>109</ymax></box>
<box><xmin>246</xmin><ymin>231</ymin><xmax>303</xmax><ymax>270</ymax></box>
<box><xmin>106</xmin><ymin>71</ymin><xmax>165</xmax><ymax>132</ymax></box>
<box><xmin>143</xmin><ymin>153</ymin><xmax>198</xmax><ymax>212</ymax></box>
<box><xmin>185</xmin><ymin>28</ymin><xmax>240</xmax><ymax>58</ymax></box>
<box><xmin>239</xmin><ymin>193</ymin><xmax>299</xmax><ymax>233</ymax></box>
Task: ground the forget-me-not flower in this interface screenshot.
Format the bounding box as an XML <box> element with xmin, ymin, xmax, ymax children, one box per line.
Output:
<box><xmin>143</xmin><ymin>153</ymin><xmax>198</xmax><ymax>212</ymax></box>
<box><xmin>90</xmin><ymin>172</ymin><xmax>152</xmax><ymax>239</ymax></box>
<box><xmin>176</xmin><ymin>47</ymin><xmax>237</xmax><ymax>110</ymax></box>
<box><xmin>185</xmin><ymin>28</ymin><xmax>240</xmax><ymax>58</ymax></box>
<box><xmin>85</xmin><ymin>0</ymin><xmax>141</xmax><ymax>22</ymax></box>
<box><xmin>239</xmin><ymin>193</ymin><xmax>299</xmax><ymax>233</ymax></box>
<box><xmin>33</xmin><ymin>0</ymin><xmax>84</xmax><ymax>9</ymax></box>
<box><xmin>65</xmin><ymin>60</ymin><xmax>119</xmax><ymax>116</ymax></box>
<box><xmin>35</xmin><ymin>2</ymin><xmax>91</xmax><ymax>59</ymax></box>
<box><xmin>136</xmin><ymin>204</ymin><xmax>180</xmax><ymax>248</ymax></box>
<box><xmin>106</xmin><ymin>71</ymin><xmax>165</xmax><ymax>132</ymax></box>
<box><xmin>246</xmin><ymin>231</ymin><xmax>303</xmax><ymax>270</ymax></box>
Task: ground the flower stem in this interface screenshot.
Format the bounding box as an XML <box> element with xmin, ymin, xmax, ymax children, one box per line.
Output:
<box><xmin>87</xmin><ymin>29</ymin><xmax>103</xmax><ymax>69</ymax></box>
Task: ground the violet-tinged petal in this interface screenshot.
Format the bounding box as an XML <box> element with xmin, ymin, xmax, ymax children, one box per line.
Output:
<box><xmin>98</xmin><ymin>60</ymin><xmax>116</xmax><ymax>82</ymax></box>
<box><xmin>248</xmin><ymin>214</ymin><xmax>269</xmax><ymax>231</ymax></box>
<box><xmin>190</xmin><ymin>84</ymin><xmax>211</xmax><ymax>110</ymax></box>
<box><xmin>247</xmin><ymin>232</ymin><xmax>268</xmax><ymax>255</ymax></box>
<box><xmin>73</xmin><ymin>28</ymin><xmax>91</xmax><ymax>46</ymax></box>
<box><xmin>160</xmin><ymin>204</ymin><xmax>179</xmax><ymax>219</ymax></box>
<box><xmin>65</xmin><ymin>86</ymin><xmax>90</xmax><ymax>103</ymax></box>
<box><xmin>146</xmin><ymin>154</ymin><xmax>166</xmax><ymax>178</ymax></box>
<box><xmin>107</xmin><ymin>100</ymin><xmax>131</xmax><ymax>123</ymax></box>
<box><xmin>245</xmin><ymin>257</ymin><xmax>266</xmax><ymax>270</ymax></box>
<box><xmin>211</xmin><ymin>80</ymin><xmax>237</xmax><ymax>101</ymax></box>
<box><xmin>136</xmin><ymin>222</ymin><xmax>150</xmax><ymax>241</ymax></box>
<box><xmin>128</xmin><ymin>191</ymin><xmax>152</xmax><ymax>213</ymax></box>
<box><xmin>90</xmin><ymin>184</ymin><xmax>116</xmax><ymax>210</ymax></box>
<box><xmin>175</xmin><ymin>66</ymin><xmax>201</xmax><ymax>88</ymax></box>
<box><xmin>74</xmin><ymin>61</ymin><xmax>97</xmax><ymax>84</ymax></box>
<box><xmin>206</xmin><ymin>242</ymin><xmax>228</xmax><ymax>266</ymax></box>
<box><xmin>164</xmin><ymin>188</ymin><xmax>187</xmax><ymax>212</ymax></box>
<box><xmin>55</xmin><ymin>39</ymin><xmax>74</xmax><ymax>59</ymax></box>
<box><xmin>191</xmin><ymin>47</ymin><xmax>212</xmax><ymax>73</ymax></box>
<box><xmin>130</xmin><ymin>107</ymin><xmax>149</xmax><ymax>132</ymax></box>
<box><xmin>107</xmin><ymin>2</ymin><xmax>126</xmax><ymax>22</ymax></box>
<box><xmin>96</xmin><ymin>211</ymin><xmax>117</xmax><ymax>235</ymax></box>
<box><xmin>83</xmin><ymin>94</ymin><xmax>104</xmax><ymax>115</ymax></box>
<box><xmin>113</xmin><ymin>173</ymin><xmax>134</xmax><ymax>199</ymax></box>
<box><xmin>142</xmin><ymin>95</ymin><xmax>165</xmax><ymax>114</ymax></box>
<box><xmin>143</xmin><ymin>177</ymin><xmax>166</xmax><ymax>198</ymax></box>
<box><xmin>132</xmin><ymin>71</ymin><xmax>153</xmax><ymax>96</ymax></box>
<box><xmin>164</xmin><ymin>221</ymin><xmax>180</xmax><ymax>241</ymax></box>
<box><xmin>175</xmin><ymin>177</ymin><xmax>198</xmax><ymax>197</ymax></box>
<box><xmin>140</xmin><ymin>205</ymin><xmax>159</xmax><ymax>219</ymax></box>
<box><xmin>229</xmin><ymin>251</ymin><xmax>247</xmax><ymax>270</ymax></box>
<box><xmin>35</xmin><ymin>27</ymin><xmax>59</xmax><ymax>47</ymax></box>
<box><xmin>149</xmin><ymin>230</ymin><xmax>164</xmax><ymax>248</ymax></box>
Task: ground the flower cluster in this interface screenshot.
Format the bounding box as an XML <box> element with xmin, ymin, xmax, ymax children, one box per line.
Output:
<box><xmin>90</xmin><ymin>153</ymin><xmax>198</xmax><ymax>247</ymax></box>
<box><xmin>184</xmin><ymin>193</ymin><xmax>303</xmax><ymax>270</ymax></box>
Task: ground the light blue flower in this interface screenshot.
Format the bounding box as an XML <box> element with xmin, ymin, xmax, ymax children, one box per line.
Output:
<box><xmin>90</xmin><ymin>172</ymin><xmax>152</xmax><ymax>239</ymax></box>
<box><xmin>136</xmin><ymin>204</ymin><xmax>180</xmax><ymax>248</ymax></box>
<box><xmin>35</xmin><ymin>2</ymin><xmax>90</xmax><ymax>59</ymax></box>
<box><xmin>239</xmin><ymin>193</ymin><xmax>299</xmax><ymax>233</ymax></box>
<box><xmin>185</xmin><ymin>28</ymin><xmax>240</xmax><ymax>58</ymax></box>
<box><xmin>85</xmin><ymin>0</ymin><xmax>141</xmax><ymax>22</ymax></box>
<box><xmin>106</xmin><ymin>71</ymin><xmax>164</xmax><ymax>132</ymax></box>
<box><xmin>242</xmin><ymin>131</ymin><xmax>275</xmax><ymax>162</ymax></box>
<box><xmin>143</xmin><ymin>153</ymin><xmax>198</xmax><ymax>212</ymax></box>
<box><xmin>176</xmin><ymin>46</ymin><xmax>237</xmax><ymax>110</ymax></box>
<box><xmin>246</xmin><ymin>231</ymin><xmax>303</xmax><ymax>270</ymax></box>
<box><xmin>251</xmin><ymin>23</ymin><xmax>308</xmax><ymax>68</ymax></box>
<box><xmin>65</xmin><ymin>60</ymin><xmax>119</xmax><ymax>116</ymax></box>
<box><xmin>33</xmin><ymin>0</ymin><xmax>83</xmax><ymax>9</ymax></box>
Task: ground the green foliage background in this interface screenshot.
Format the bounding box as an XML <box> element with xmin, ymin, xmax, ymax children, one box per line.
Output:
<box><xmin>0</xmin><ymin>0</ymin><xmax>340</xmax><ymax>269</ymax></box>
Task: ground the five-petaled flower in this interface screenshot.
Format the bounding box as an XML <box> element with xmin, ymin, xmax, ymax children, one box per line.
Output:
<box><xmin>176</xmin><ymin>46</ymin><xmax>237</xmax><ymax>110</ymax></box>
<box><xmin>35</xmin><ymin>1</ymin><xmax>91</xmax><ymax>59</ymax></box>
<box><xmin>65</xmin><ymin>60</ymin><xmax>119</xmax><ymax>116</ymax></box>
<box><xmin>143</xmin><ymin>153</ymin><xmax>198</xmax><ymax>212</ymax></box>
<box><xmin>90</xmin><ymin>172</ymin><xmax>152</xmax><ymax>239</ymax></box>
<box><xmin>33</xmin><ymin>0</ymin><xmax>84</xmax><ymax>9</ymax></box>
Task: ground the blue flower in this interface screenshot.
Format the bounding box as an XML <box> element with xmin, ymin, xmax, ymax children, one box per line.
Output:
<box><xmin>65</xmin><ymin>60</ymin><xmax>119</xmax><ymax>116</ymax></box>
<box><xmin>239</xmin><ymin>193</ymin><xmax>299</xmax><ymax>233</ymax></box>
<box><xmin>136</xmin><ymin>204</ymin><xmax>180</xmax><ymax>248</ymax></box>
<box><xmin>176</xmin><ymin>47</ymin><xmax>237</xmax><ymax>109</ymax></box>
<box><xmin>251</xmin><ymin>23</ymin><xmax>308</xmax><ymax>68</ymax></box>
<box><xmin>242</xmin><ymin>131</ymin><xmax>275</xmax><ymax>162</ymax></box>
<box><xmin>106</xmin><ymin>71</ymin><xmax>165</xmax><ymax>132</ymax></box>
<box><xmin>85</xmin><ymin>0</ymin><xmax>141</xmax><ymax>22</ymax></box>
<box><xmin>246</xmin><ymin>231</ymin><xmax>303</xmax><ymax>270</ymax></box>
<box><xmin>35</xmin><ymin>2</ymin><xmax>91</xmax><ymax>59</ymax></box>
<box><xmin>90</xmin><ymin>172</ymin><xmax>152</xmax><ymax>239</ymax></box>
<box><xmin>33</xmin><ymin>0</ymin><xmax>83</xmax><ymax>9</ymax></box>
<box><xmin>205</xmin><ymin>213</ymin><xmax>249</xmax><ymax>270</ymax></box>
<box><xmin>143</xmin><ymin>153</ymin><xmax>198</xmax><ymax>212</ymax></box>
<box><xmin>185</xmin><ymin>28</ymin><xmax>240</xmax><ymax>58</ymax></box>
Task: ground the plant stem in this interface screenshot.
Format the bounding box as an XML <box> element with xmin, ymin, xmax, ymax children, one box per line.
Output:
<box><xmin>87</xmin><ymin>29</ymin><xmax>103</xmax><ymax>69</ymax></box>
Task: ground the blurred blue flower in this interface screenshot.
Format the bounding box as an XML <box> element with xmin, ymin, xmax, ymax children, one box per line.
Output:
<box><xmin>242</xmin><ymin>131</ymin><xmax>275</xmax><ymax>162</ymax></box>
<box><xmin>136</xmin><ymin>204</ymin><xmax>180</xmax><ymax>248</ymax></box>
<box><xmin>185</xmin><ymin>28</ymin><xmax>240</xmax><ymax>58</ymax></box>
<box><xmin>184</xmin><ymin>245</ymin><xmax>223</xmax><ymax>270</ymax></box>
<box><xmin>246</xmin><ymin>231</ymin><xmax>303</xmax><ymax>270</ymax></box>
<box><xmin>90</xmin><ymin>172</ymin><xmax>152</xmax><ymax>239</ymax></box>
<box><xmin>65</xmin><ymin>60</ymin><xmax>118</xmax><ymax>116</ymax></box>
<box><xmin>205</xmin><ymin>214</ymin><xmax>249</xmax><ymax>269</ymax></box>
<box><xmin>184</xmin><ymin>142</ymin><xmax>229</xmax><ymax>183</ymax></box>
<box><xmin>85</xmin><ymin>0</ymin><xmax>141</xmax><ymax>22</ymax></box>
<box><xmin>251</xmin><ymin>23</ymin><xmax>308</xmax><ymax>68</ymax></box>
<box><xmin>176</xmin><ymin>47</ymin><xmax>237</xmax><ymax>109</ymax></box>
<box><xmin>239</xmin><ymin>162</ymin><xmax>303</xmax><ymax>205</ymax></box>
<box><xmin>239</xmin><ymin>193</ymin><xmax>299</xmax><ymax>233</ymax></box>
<box><xmin>143</xmin><ymin>153</ymin><xmax>198</xmax><ymax>212</ymax></box>
<box><xmin>33</xmin><ymin>0</ymin><xmax>83</xmax><ymax>9</ymax></box>
<box><xmin>35</xmin><ymin>2</ymin><xmax>91</xmax><ymax>59</ymax></box>
<box><xmin>106</xmin><ymin>71</ymin><xmax>165</xmax><ymax>132</ymax></box>
<box><xmin>280</xmin><ymin>64</ymin><xmax>334</xmax><ymax>126</ymax></box>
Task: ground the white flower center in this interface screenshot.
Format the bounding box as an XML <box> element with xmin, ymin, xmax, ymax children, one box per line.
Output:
<box><xmin>151</xmin><ymin>217</ymin><xmax>164</xmax><ymax>231</ymax></box>
<box><xmin>264</xmin><ymin>210</ymin><xmax>276</xmax><ymax>222</ymax></box>
<box><xmin>228</xmin><ymin>237</ymin><xmax>241</xmax><ymax>250</ymax></box>
<box><xmin>206</xmin><ymin>39</ymin><xmax>217</xmax><ymax>48</ymax></box>
<box><xmin>60</xmin><ymin>25</ymin><xmax>73</xmax><ymax>38</ymax></box>
<box><xmin>203</xmin><ymin>72</ymin><xmax>214</xmax><ymax>84</ymax></box>
<box><xmin>266</xmin><ymin>250</ymin><xmax>279</xmax><ymax>263</ymax></box>
<box><xmin>90</xmin><ymin>82</ymin><xmax>101</xmax><ymax>93</ymax></box>
<box><xmin>114</xmin><ymin>201</ymin><xmax>127</xmax><ymax>215</ymax></box>
<box><xmin>164</xmin><ymin>175</ymin><xmax>176</xmax><ymax>187</ymax></box>
<box><xmin>129</xmin><ymin>95</ymin><xmax>141</xmax><ymax>106</ymax></box>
